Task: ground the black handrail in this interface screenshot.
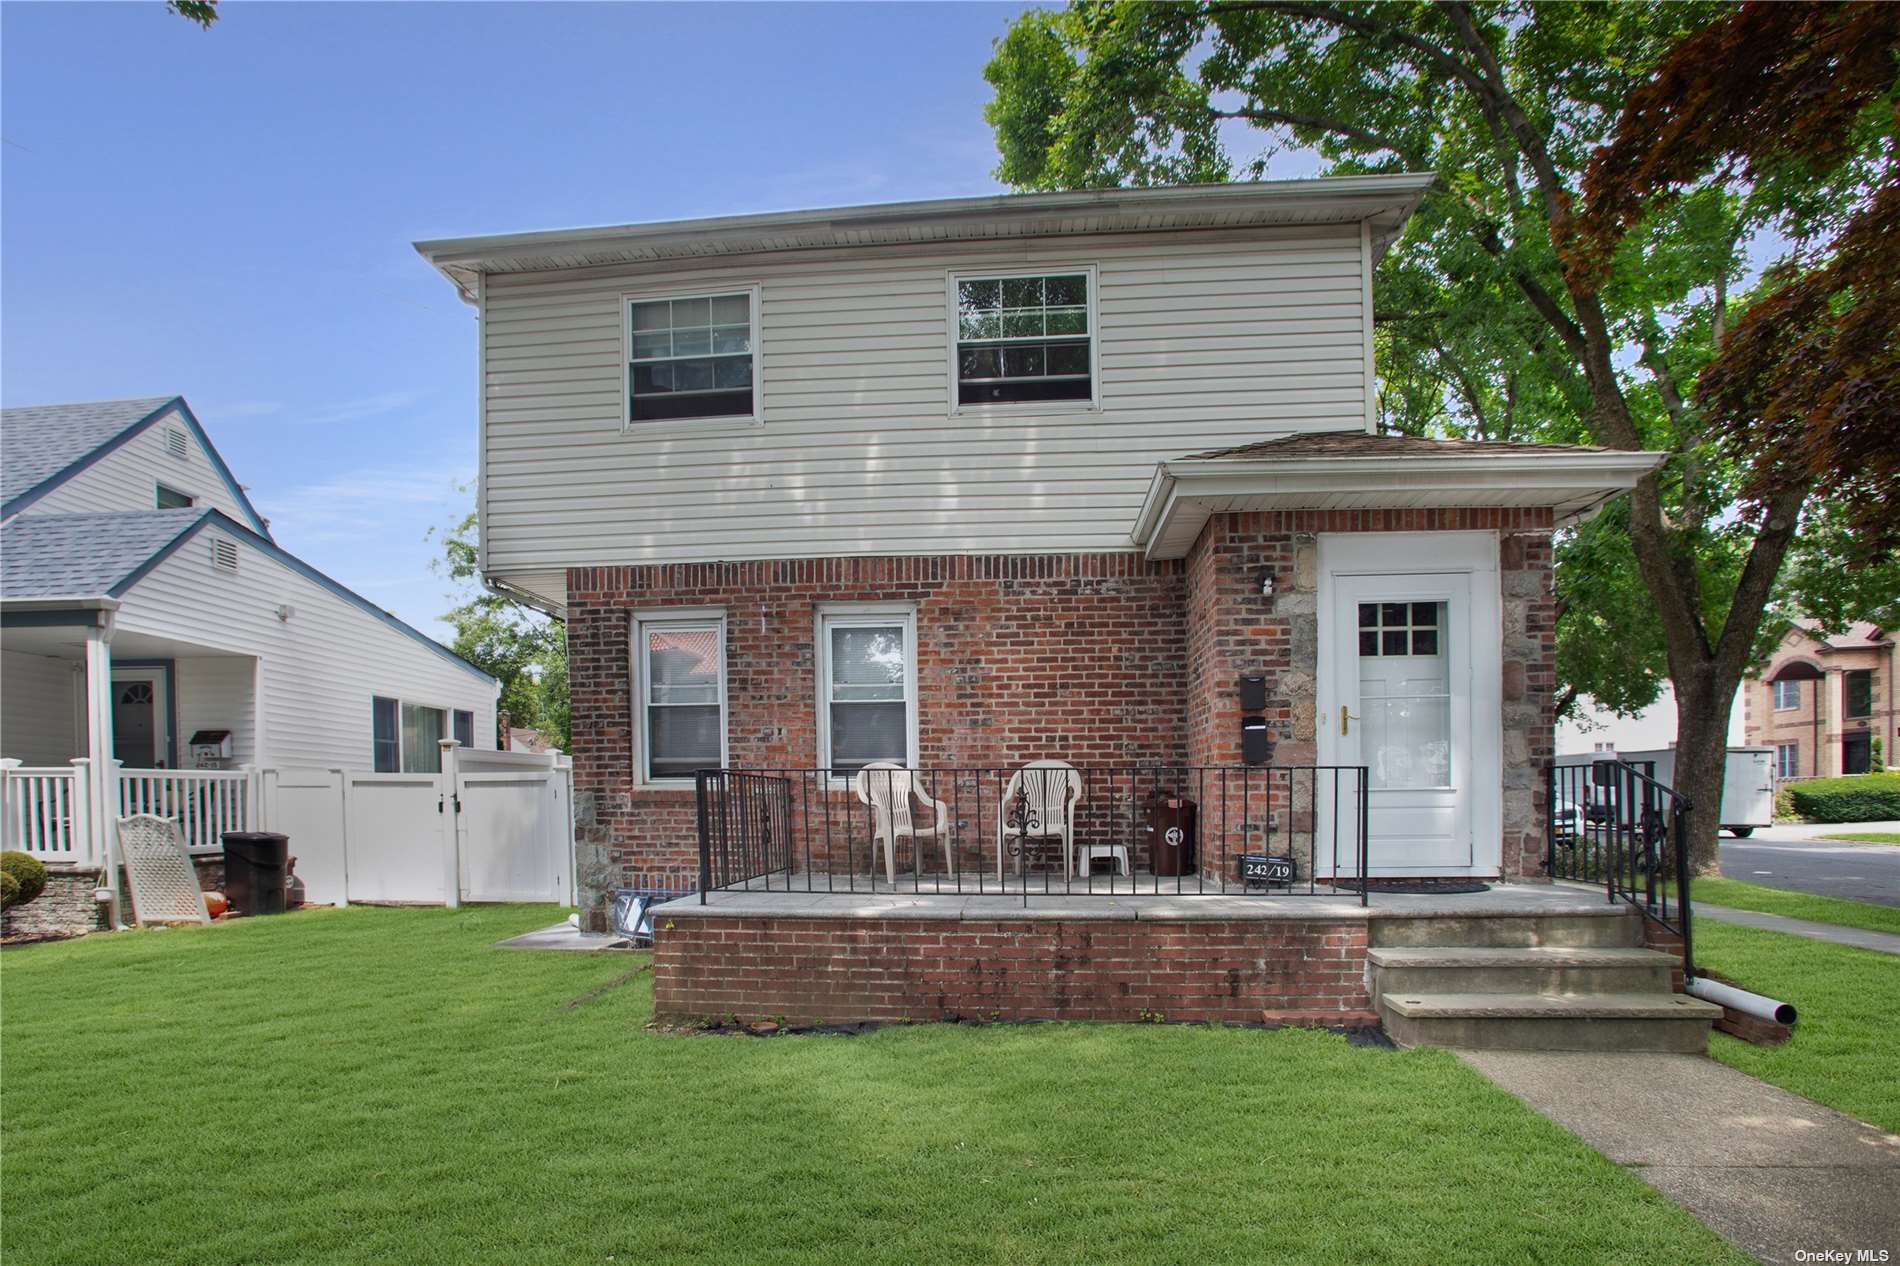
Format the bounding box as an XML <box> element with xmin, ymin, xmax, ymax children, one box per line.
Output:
<box><xmin>1548</xmin><ymin>759</ymin><xmax>1694</xmax><ymax>982</ymax></box>
<box><xmin>693</xmin><ymin>765</ymin><xmax>1373</xmax><ymax>906</ymax></box>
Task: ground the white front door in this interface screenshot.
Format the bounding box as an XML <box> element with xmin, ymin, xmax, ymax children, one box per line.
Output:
<box><xmin>1318</xmin><ymin>534</ymin><xmax>1501</xmax><ymax>877</ymax></box>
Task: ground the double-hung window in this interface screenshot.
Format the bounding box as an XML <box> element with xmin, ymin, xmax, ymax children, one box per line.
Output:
<box><xmin>635</xmin><ymin>612</ymin><xmax>726</xmax><ymax>783</ymax></box>
<box><xmin>1845</xmin><ymin>670</ymin><xmax>1873</xmax><ymax>720</ymax></box>
<box><xmin>817</xmin><ymin>607</ymin><xmax>917</xmax><ymax>776</ymax></box>
<box><xmin>1773</xmin><ymin>679</ymin><xmax>1800</xmax><ymax>711</ymax></box>
<box><xmin>1776</xmin><ymin>743</ymin><xmax>1800</xmax><ymax>779</ymax></box>
<box><xmin>952</xmin><ymin>270</ymin><xmax>1095</xmax><ymax>408</ymax></box>
<box><xmin>626</xmin><ymin>289</ymin><xmax>759</xmax><ymax>425</ymax></box>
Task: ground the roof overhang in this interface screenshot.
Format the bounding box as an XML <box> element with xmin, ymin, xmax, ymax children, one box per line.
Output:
<box><xmin>415</xmin><ymin>174</ymin><xmax>1438</xmax><ymax>303</ymax></box>
<box><xmin>0</xmin><ymin>596</ymin><xmax>121</xmax><ymax>630</ymax></box>
<box><xmin>1132</xmin><ymin>448</ymin><xmax>1667</xmax><ymax>560</ymax></box>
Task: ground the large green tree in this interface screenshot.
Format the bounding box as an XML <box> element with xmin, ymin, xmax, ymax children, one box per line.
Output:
<box><xmin>984</xmin><ymin>1</ymin><xmax>1899</xmax><ymax>871</ymax></box>
<box><xmin>432</xmin><ymin>508</ymin><xmax>569</xmax><ymax>750</ymax></box>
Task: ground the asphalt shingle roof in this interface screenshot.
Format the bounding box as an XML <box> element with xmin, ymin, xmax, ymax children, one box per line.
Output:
<box><xmin>1184</xmin><ymin>432</ymin><xmax>1612</xmax><ymax>460</ymax></box>
<box><xmin>0</xmin><ymin>397</ymin><xmax>179</xmax><ymax>505</ymax></box>
<box><xmin>0</xmin><ymin>509</ymin><xmax>206</xmax><ymax>599</ymax></box>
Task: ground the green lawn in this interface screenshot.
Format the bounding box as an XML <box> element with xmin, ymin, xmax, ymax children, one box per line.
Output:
<box><xmin>1691</xmin><ymin>875</ymin><xmax>1900</xmax><ymax>936</ymax></box>
<box><xmin>0</xmin><ymin>906</ymin><xmax>1744</xmax><ymax>1266</ymax></box>
<box><xmin>1697</xmin><ymin>919</ymin><xmax>1900</xmax><ymax>1134</ymax></box>
<box><xmin>1816</xmin><ymin>831</ymin><xmax>1900</xmax><ymax>845</ymax></box>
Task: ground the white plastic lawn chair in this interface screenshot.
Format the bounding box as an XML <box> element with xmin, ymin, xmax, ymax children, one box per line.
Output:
<box><xmin>115</xmin><ymin>814</ymin><xmax>212</xmax><ymax>927</ymax></box>
<box><xmin>853</xmin><ymin>762</ymin><xmax>953</xmax><ymax>885</ymax></box>
<box><xmin>997</xmin><ymin>760</ymin><xmax>1084</xmax><ymax>881</ymax></box>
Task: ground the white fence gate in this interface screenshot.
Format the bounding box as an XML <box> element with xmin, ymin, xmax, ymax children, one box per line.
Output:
<box><xmin>255</xmin><ymin>744</ymin><xmax>573</xmax><ymax>908</ymax></box>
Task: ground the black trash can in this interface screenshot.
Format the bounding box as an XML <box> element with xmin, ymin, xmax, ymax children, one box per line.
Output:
<box><xmin>1147</xmin><ymin>798</ymin><xmax>1197</xmax><ymax>877</ymax></box>
<box><xmin>222</xmin><ymin>831</ymin><xmax>290</xmax><ymax>916</ymax></box>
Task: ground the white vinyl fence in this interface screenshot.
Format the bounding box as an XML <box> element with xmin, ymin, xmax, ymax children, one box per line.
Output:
<box><xmin>1</xmin><ymin>743</ymin><xmax>573</xmax><ymax>909</ymax></box>
<box><xmin>257</xmin><ymin>745</ymin><xmax>574</xmax><ymax>907</ymax></box>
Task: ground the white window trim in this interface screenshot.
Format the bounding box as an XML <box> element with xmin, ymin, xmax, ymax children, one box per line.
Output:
<box><xmin>631</xmin><ymin>607</ymin><xmax>729</xmax><ymax>788</ymax></box>
<box><xmin>944</xmin><ymin>264</ymin><xmax>1101</xmax><ymax>419</ymax></box>
<box><xmin>620</xmin><ymin>283</ymin><xmax>764</xmax><ymax>436</ymax></box>
<box><xmin>1776</xmin><ymin>742</ymin><xmax>1800</xmax><ymax>779</ymax></box>
<box><xmin>154</xmin><ymin>479</ymin><xmax>196</xmax><ymax>510</ymax></box>
<box><xmin>1773</xmin><ymin>679</ymin><xmax>1800</xmax><ymax>711</ymax></box>
<box><xmin>815</xmin><ymin>603</ymin><xmax>919</xmax><ymax>780</ymax></box>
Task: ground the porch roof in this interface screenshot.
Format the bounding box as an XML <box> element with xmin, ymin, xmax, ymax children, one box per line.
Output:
<box><xmin>1131</xmin><ymin>431</ymin><xmax>1667</xmax><ymax>559</ymax></box>
<box><xmin>0</xmin><ymin>509</ymin><xmax>207</xmax><ymax>600</ymax></box>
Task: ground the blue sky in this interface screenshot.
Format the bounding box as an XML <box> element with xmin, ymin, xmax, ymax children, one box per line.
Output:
<box><xmin>1</xmin><ymin>1</ymin><xmax>1054</xmax><ymax>637</ymax></box>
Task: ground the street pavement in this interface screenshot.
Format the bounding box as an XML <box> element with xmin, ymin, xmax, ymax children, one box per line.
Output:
<box><xmin>1719</xmin><ymin>820</ymin><xmax>1900</xmax><ymax>908</ymax></box>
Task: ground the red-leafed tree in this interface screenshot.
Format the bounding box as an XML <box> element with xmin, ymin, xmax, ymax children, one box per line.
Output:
<box><xmin>1570</xmin><ymin>2</ymin><xmax>1900</xmax><ymax>560</ymax></box>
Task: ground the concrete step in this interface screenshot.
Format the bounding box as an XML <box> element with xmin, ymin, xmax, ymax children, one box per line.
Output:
<box><xmin>1370</xmin><ymin>910</ymin><xmax>1643</xmax><ymax>949</ymax></box>
<box><xmin>1367</xmin><ymin>945</ymin><xmax>1677</xmax><ymax>996</ymax></box>
<box><xmin>1378</xmin><ymin>991</ymin><xmax>1721</xmax><ymax>1052</ymax></box>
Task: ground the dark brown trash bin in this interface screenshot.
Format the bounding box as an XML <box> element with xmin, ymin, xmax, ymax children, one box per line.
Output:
<box><xmin>1147</xmin><ymin>798</ymin><xmax>1197</xmax><ymax>876</ymax></box>
<box><xmin>222</xmin><ymin>831</ymin><xmax>290</xmax><ymax>916</ymax></box>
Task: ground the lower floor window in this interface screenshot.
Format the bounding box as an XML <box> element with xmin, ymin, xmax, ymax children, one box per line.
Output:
<box><xmin>636</xmin><ymin>612</ymin><xmax>727</xmax><ymax>782</ymax></box>
<box><xmin>818</xmin><ymin>607</ymin><xmax>916</xmax><ymax>776</ymax></box>
<box><xmin>1776</xmin><ymin>743</ymin><xmax>1800</xmax><ymax>779</ymax></box>
<box><xmin>453</xmin><ymin>709</ymin><xmax>475</xmax><ymax>749</ymax></box>
<box><xmin>372</xmin><ymin>695</ymin><xmax>455</xmax><ymax>773</ymax></box>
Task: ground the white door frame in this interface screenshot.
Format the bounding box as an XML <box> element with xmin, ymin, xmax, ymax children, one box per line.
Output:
<box><xmin>1316</xmin><ymin>532</ymin><xmax>1502</xmax><ymax>877</ymax></box>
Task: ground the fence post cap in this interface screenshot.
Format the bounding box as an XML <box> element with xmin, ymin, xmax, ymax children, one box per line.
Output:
<box><xmin>0</xmin><ymin>758</ymin><xmax>21</xmax><ymax>769</ymax></box>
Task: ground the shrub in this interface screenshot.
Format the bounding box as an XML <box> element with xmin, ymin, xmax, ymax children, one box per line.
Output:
<box><xmin>1773</xmin><ymin>785</ymin><xmax>1798</xmax><ymax>821</ymax></box>
<box><xmin>1</xmin><ymin>871</ymin><xmax>17</xmax><ymax>909</ymax></box>
<box><xmin>1788</xmin><ymin>772</ymin><xmax>1900</xmax><ymax>823</ymax></box>
<box><xmin>1</xmin><ymin>850</ymin><xmax>48</xmax><ymax>910</ymax></box>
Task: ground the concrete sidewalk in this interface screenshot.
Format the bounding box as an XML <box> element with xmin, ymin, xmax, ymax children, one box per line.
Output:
<box><xmin>1697</xmin><ymin>903</ymin><xmax>1900</xmax><ymax>955</ymax></box>
<box><xmin>1461</xmin><ymin>1050</ymin><xmax>1900</xmax><ymax>1264</ymax></box>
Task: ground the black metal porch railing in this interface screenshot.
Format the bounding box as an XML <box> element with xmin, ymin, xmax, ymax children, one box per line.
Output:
<box><xmin>1548</xmin><ymin>759</ymin><xmax>1694</xmax><ymax>981</ymax></box>
<box><xmin>695</xmin><ymin>765</ymin><xmax>1371</xmax><ymax>906</ymax></box>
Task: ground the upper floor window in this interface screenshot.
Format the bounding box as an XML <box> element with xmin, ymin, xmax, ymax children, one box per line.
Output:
<box><xmin>1845</xmin><ymin>669</ymin><xmax>1873</xmax><ymax>720</ymax></box>
<box><xmin>952</xmin><ymin>270</ymin><xmax>1095</xmax><ymax>409</ymax></box>
<box><xmin>1773</xmin><ymin>679</ymin><xmax>1800</xmax><ymax>711</ymax></box>
<box><xmin>156</xmin><ymin>484</ymin><xmax>195</xmax><ymax>510</ymax></box>
<box><xmin>625</xmin><ymin>289</ymin><xmax>758</xmax><ymax>425</ymax></box>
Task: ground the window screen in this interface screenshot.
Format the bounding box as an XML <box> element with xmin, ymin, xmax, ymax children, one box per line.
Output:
<box><xmin>641</xmin><ymin>622</ymin><xmax>723</xmax><ymax>780</ymax></box>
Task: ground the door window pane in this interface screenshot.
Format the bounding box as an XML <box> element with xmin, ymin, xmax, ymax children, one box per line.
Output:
<box><xmin>1357</xmin><ymin>600</ymin><xmax>1450</xmax><ymax>789</ymax></box>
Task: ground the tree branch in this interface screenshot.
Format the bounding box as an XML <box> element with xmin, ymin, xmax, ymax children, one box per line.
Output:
<box><xmin>1209</xmin><ymin>107</ymin><xmax>1422</xmax><ymax>165</ymax></box>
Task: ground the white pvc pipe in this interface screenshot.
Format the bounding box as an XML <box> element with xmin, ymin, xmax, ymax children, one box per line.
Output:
<box><xmin>1687</xmin><ymin>977</ymin><xmax>1796</xmax><ymax>1025</ymax></box>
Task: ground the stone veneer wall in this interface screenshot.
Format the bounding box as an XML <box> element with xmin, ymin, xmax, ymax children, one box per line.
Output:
<box><xmin>1</xmin><ymin>857</ymin><xmax>227</xmax><ymax>938</ymax></box>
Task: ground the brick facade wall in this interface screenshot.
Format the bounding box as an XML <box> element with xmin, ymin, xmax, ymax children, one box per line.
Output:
<box><xmin>651</xmin><ymin>914</ymin><xmax>1372</xmax><ymax>1026</ymax></box>
<box><xmin>569</xmin><ymin>512</ymin><xmax>1558</xmax><ymax>913</ymax></box>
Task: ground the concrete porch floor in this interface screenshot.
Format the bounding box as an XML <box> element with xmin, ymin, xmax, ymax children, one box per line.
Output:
<box><xmin>658</xmin><ymin>880</ymin><xmax>1624</xmax><ymax>923</ymax></box>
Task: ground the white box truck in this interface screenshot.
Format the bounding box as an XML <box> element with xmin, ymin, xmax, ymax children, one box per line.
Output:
<box><xmin>1606</xmin><ymin>746</ymin><xmax>1777</xmax><ymax>837</ymax></box>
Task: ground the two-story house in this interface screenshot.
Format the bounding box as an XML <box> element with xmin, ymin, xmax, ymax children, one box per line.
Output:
<box><xmin>1746</xmin><ymin>620</ymin><xmax>1895</xmax><ymax>780</ymax></box>
<box><xmin>1</xmin><ymin>395</ymin><xmax>499</xmax><ymax>886</ymax></box>
<box><xmin>417</xmin><ymin>177</ymin><xmax>1663</xmax><ymax>919</ymax></box>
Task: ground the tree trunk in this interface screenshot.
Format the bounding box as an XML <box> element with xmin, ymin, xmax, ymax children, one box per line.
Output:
<box><xmin>1669</xmin><ymin>671</ymin><xmax>1734</xmax><ymax>876</ymax></box>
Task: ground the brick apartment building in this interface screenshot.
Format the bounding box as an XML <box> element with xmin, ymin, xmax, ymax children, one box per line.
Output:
<box><xmin>1745</xmin><ymin>620</ymin><xmax>1895</xmax><ymax>780</ymax></box>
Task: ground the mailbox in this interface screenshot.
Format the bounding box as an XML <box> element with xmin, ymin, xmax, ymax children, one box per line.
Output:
<box><xmin>189</xmin><ymin>729</ymin><xmax>234</xmax><ymax>768</ymax></box>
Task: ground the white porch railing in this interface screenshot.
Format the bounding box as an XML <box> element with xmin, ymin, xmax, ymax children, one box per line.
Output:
<box><xmin>0</xmin><ymin>762</ymin><xmax>88</xmax><ymax>862</ymax></box>
<box><xmin>118</xmin><ymin>768</ymin><xmax>254</xmax><ymax>854</ymax></box>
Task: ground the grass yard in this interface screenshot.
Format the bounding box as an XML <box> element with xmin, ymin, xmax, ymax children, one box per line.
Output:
<box><xmin>1697</xmin><ymin>919</ymin><xmax>1900</xmax><ymax>1134</ymax></box>
<box><xmin>1815</xmin><ymin>831</ymin><xmax>1900</xmax><ymax>845</ymax></box>
<box><xmin>0</xmin><ymin>906</ymin><xmax>1746</xmax><ymax>1266</ymax></box>
<box><xmin>1690</xmin><ymin>875</ymin><xmax>1900</xmax><ymax>936</ymax></box>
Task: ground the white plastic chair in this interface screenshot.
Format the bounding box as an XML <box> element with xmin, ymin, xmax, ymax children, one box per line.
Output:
<box><xmin>997</xmin><ymin>760</ymin><xmax>1084</xmax><ymax>880</ymax></box>
<box><xmin>853</xmin><ymin>762</ymin><xmax>952</xmax><ymax>885</ymax></box>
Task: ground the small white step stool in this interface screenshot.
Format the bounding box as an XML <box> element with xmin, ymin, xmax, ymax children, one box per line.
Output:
<box><xmin>1076</xmin><ymin>843</ymin><xmax>1130</xmax><ymax>877</ymax></box>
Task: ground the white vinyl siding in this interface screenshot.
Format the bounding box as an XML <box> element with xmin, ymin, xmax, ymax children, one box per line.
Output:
<box><xmin>174</xmin><ymin>656</ymin><xmax>257</xmax><ymax>765</ymax></box>
<box><xmin>23</xmin><ymin>405</ymin><xmax>257</xmax><ymax>527</ymax></box>
<box><xmin>477</xmin><ymin>226</ymin><xmax>1372</xmax><ymax>581</ymax></box>
<box><xmin>108</xmin><ymin>533</ymin><xmax>497</xmax><ymax>769</ymax></box>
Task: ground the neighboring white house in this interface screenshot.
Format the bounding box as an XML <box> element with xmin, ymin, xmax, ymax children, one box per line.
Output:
<box><xmin>1556</xmin><ymin>684</ymin><xmax>1744</xmax><ymax>757</ymax></box>
<box><xmin>1</xmin><ymin>396</ymin><xmax>499</xmax><ymax>862</ymax></box>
